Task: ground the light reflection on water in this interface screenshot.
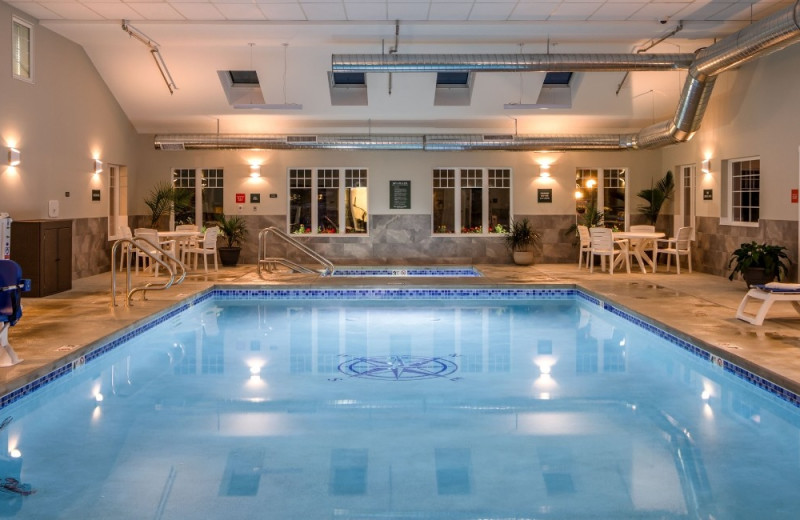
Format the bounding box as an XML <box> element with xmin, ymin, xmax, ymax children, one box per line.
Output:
<box><xmin>1</xmin><ymin>298</ymin><xmax>799</xmax><ymax>519</ymax></box>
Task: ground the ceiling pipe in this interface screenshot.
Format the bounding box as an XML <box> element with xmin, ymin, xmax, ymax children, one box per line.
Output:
<box><xmin>332</xmin><ymin>53</ymin><xmax>695</xmax><ymax>73</ymax></box>
<box><xmin>155</xmin><ymin>0</ymin><xmax>800</xmax><ymax>152</ymax></box>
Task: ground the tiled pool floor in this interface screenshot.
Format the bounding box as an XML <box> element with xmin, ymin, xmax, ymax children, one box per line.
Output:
<box><xmin>3</xmin><ymin>263</ymin><xmax>800</xmax><ymax>399</ymax></box>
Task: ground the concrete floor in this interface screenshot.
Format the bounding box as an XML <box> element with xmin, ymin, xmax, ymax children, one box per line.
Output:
<box><xmin>4</xmin><ymin>262</ymin><xmax>800</xmax><ymax>401</ymax></box>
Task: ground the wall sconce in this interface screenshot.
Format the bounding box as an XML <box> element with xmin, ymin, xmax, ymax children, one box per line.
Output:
<box><xmin>7</xmin><ymin>148</ymin><xmax>20</xmax><ymax>167</ymax></box>
<box><xmin>538</xmin><ymin>163</ymin><xmax>551</xmax><ymax>177</ymax></box>
<box><xmin>249</xmin><ymin>164</ymin><xmax>261</xmax><ymax>178</ymax></box>
<box><xmin>574</xmin><ymin>190</ymin><xmax>584</xmax><ymax>200</ymax></box>
<box><xmin>93</xmin><ymin>159</ymin><xmax>103</xmax><ymax>175</ymax></box>
<box><xmin>585</xmin><ymin>179</ymin><xmax>597</xmax><ymax>188</ymax></box>
<box><xmin>701</xmin><ymin>158</ymin><xmax>711</xmax><ymax>174</ymax></box>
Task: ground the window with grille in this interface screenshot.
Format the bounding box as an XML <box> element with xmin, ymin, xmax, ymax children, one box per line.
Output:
<box><xmin>288</xmin><ymin>168</ymin><xmax>368</xmax><ymax>234</ymax></box>
<box><xmin>432</xmin><ymin>168</ymin><xmax>511</xmax><ymax>235</ymax></box>
<box><xmin>730</xmin><ymin>158</ymin><xmax>760</xmax><ymax>224</ymax></box>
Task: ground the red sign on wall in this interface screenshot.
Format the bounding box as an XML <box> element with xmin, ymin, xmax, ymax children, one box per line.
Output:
<box><xmin>235</xmin><ymin>193</ymin><xmax>246</xmax><ymax>204</ymax></box>
<box><xmin>792</xmin><ymin>189</ymin><xmax>799</xmax><ymax>204</ymax></box>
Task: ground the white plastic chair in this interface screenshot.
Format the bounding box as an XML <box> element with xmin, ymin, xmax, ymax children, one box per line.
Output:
<box><xmin>657</xmin><ymin>226</ymin><xmax>693</xmax><ymax>274</ymax></box>
<box><xmin>589</xmin><ymin>227</ymin><xmax>629</xmax><ymax>275</ymax></box>
<box><xmin>133</xmin><ymin>228</ymin><xmax>175</xmax><ymax>277</ymax></box>
<box><xmin>117</xmin><ymin>225</ymin><xmax>133</xmax><ymax>272</ymax></box>
<box><xmin>577</xmin><ymin>225</ymin><xmax>591</xmax><ymax>269</ymax></box>
<box><xmin>182</xmin><ymin>226</ymin><xmax>219</xmax><ymax>272</ymax></box>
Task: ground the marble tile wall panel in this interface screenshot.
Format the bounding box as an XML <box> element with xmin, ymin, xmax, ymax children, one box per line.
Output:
<box><xmin>694</xmin><ymin>216</ymin><xmax>798</xmax><ymax>278</ymax></box>
<box><xmin>73</xmin><ymin>217</ymin><xmax>111</xmax><ymax>279</ymax></box>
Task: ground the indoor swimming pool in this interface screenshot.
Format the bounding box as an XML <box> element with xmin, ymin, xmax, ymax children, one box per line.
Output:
<box><xmin>1</xmin><ymin>287</ymin><xmax>799</xmax><ymax>519</ymax></box>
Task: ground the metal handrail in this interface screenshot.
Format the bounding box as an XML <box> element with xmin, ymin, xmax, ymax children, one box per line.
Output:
<box><xmin>110</xmin><ymin>237</ymin><xmax>187</xmax><ymax>307</ymax></box>
<box><xmin>258</xmin><ymin>226</ymin><xmax>335</xmax><ymax>276</ymax></box>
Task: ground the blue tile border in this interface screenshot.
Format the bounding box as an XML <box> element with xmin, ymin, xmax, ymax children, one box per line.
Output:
<box><xmin>329</xmin><ymin>266</ymin><xmax>483</xmax><ymax>277</ymax></box>
<box><xmin>3</xmin><ymin>286</ymin><xmax>800</xmax><ymax>412</ymax></box>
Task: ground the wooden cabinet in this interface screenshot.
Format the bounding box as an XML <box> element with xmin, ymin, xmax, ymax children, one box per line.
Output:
<box><xmin>11</xmin><ymin>219</ymin><xmax>73</xmax><ymax>297</ymax></box>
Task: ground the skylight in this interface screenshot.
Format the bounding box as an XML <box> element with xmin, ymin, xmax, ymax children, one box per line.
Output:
<box><xmin>436</xmin><ymin>72</ymin><xmax>470</xmax><ymax>86</ymax></box>
<box><xmin>228</xmin><ymin>70</ymin><xmax>259</xmax><ymax>85</ymax></box>
<box><xmin>543</xmin><ymin>72</ymin><xmax>573</xmax><ymax>86</ymax></box>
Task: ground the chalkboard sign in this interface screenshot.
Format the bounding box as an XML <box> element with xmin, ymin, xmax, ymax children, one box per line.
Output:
<box><xmin>537</xmin><ymin>189</ymin><xmax>552</xmax><ymax>203</ymax></box>
<box><xmin>390</xmin><ymin>180</ymin><xmax>411</xmax><ymax>209</ymax></box>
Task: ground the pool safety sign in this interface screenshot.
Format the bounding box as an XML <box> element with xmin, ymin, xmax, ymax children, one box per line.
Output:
<box><xmin>235</xmin><ymin>193</ymin><xmax>246</xmax><ymax>203</ymax></box>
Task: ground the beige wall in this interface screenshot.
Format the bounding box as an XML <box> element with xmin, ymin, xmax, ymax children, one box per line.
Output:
<box><xmin>132</xmin><ymin>141</ymin><xmax>663</xmax><ymax>224</ymax></box>
<box><xmin>0</xmin><ymin>3</ymin><xmax>140</xmax><ymax>221</ymax></box>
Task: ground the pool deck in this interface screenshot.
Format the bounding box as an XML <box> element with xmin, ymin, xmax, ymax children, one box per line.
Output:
<box><xmin>4</xmin><ymin>263</ymin><xmax>800</xmax><ymax>401</ymax></box>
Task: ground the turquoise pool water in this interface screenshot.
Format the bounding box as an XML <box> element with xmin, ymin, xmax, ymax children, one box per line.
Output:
<box><xmin>1</xmin><ymin>288</ymin><xmax>799</xmax><ymax>519</ymax></box>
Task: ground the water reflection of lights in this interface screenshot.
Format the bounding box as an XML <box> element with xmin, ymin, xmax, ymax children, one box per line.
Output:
<box><xmin>9</xmin><ymin>449</ymin><xmax>21</xmax><ymax>459</ymax></box>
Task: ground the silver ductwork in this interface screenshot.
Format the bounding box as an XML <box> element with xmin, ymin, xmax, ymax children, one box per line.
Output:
<box><xmin>331</xmin><ymin>53</ymin><xmax>695</xmax><ymax>73</ymax></box>
<box><xmin>156</xmin><ymin>1</ymin><xmax>800</xmax><ymax>152</ymax></box>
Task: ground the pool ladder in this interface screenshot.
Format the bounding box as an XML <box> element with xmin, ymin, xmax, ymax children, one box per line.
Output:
<box><xmin>110</xmin><ymin>237</ymin><xmax>187</xmax><ymax>307</ymax></box>
<box><xmin>258</xmin><ymin>226</ymin><xmax>335</xmax><ymax>276</ymax></box>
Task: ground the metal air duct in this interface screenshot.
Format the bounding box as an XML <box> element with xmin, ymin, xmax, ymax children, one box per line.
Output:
<box><xmin>332</xmin><ymin>53</ymin><xmax>695</xmax><ymax>72</ymax></box>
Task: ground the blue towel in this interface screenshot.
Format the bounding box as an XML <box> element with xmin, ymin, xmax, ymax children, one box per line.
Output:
<box><xmin>754</xmin><ymin>283</ymin><xmax>800</xmax><ymax>293</ymax></box>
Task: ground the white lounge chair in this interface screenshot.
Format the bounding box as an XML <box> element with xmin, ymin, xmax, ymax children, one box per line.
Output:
<box><xmin>736</xmin><ymin>282</ymin><xmax>800</xmax><ymax>325</ymax></box>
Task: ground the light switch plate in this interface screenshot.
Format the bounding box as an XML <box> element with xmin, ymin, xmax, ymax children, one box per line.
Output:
<box><xmin>48</xmin><ymin>200</ymin><xmax>59</xmax><ymax>218</ymax></box>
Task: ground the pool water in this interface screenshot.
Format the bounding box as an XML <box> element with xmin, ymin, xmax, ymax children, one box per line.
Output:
<box><xmin>2</xmin><ymin>292</ymin><xmax>800</xmax><ymax>519</ymax></box>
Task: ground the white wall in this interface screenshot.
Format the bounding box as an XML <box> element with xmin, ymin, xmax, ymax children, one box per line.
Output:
<box><xmin>132</xmin><ymin>141</ymin><xmax>663</xmax><ymax>222</ymax></box>
<box><xmin>0</xmin><ymin>3</ymin><xmax>140</xmax><ymax>220</ymax></box>
<box><xmin>661</xmin><ymin>42</ymin><xmax>800</xmax><ymax>222</ymax></box>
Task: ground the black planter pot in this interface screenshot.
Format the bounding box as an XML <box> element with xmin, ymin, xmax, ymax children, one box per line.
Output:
<box><xmin>742</xmin><ymin>267</ymin><xmax>775</xmax><ymax>288</ymax></box>
<box><xmin>218</xmin><ymin>247</ymin><xmax>241</xmax><ymax>267</ymax></box>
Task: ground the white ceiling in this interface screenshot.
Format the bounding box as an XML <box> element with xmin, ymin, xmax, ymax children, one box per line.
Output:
<box><xmin>10</xmin><ymin>0</ymin><xmax>795</xmax><ymax>135</ymax></box>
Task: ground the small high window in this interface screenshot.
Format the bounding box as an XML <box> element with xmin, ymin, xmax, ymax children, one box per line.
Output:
<box><xmin>12</xmin><ymin>16</ymin><xmax>33</xmax><ymax>82</ymax></box>
<box><xmin>331</xmin><ymin>72</ymin><xmax>365</xmax><ymax>86</ymax></box>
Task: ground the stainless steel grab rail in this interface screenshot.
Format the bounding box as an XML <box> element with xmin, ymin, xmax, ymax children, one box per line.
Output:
<box><xmin>110</xmin><ymin>237</ymin><xmax>187</xmax><ymax>307</ymax></box>
<box><xmin>258</xmin><ymin>226</ymin><xmax>335</xmax><ymax>276</ymax></box>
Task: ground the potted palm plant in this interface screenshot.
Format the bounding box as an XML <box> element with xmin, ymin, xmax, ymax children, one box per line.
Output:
<box><xmin>216</xmin><ymin>214</ymin><xmax>248</xmax><ymax>266</ymax></box>
<box><xmin>636</xmin><ymin>170</ymin><xmax>675</xmax><ymax>226</ymax></box>
<box><xmin>728</xmin><ymin>241</ymin><xmax>791</xmax><ymax>287</ymax></box>
<box><xmin>504</xmin><ymin>218</ymin><xmax>541</xmax><ymax>265</ymax></box>
<box><xmin>143</xmin><ymin>181</ymin><xmax>192</xmax><ymax>229</ymax></box>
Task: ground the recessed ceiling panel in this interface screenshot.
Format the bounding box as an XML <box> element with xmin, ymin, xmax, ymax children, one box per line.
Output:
<box><xmin>468</xmin><ymin>2</ymin><xmax>517</xmax><ymax>21</ymax></box>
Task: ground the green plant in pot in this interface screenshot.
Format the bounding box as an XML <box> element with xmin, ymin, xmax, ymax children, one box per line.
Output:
<box><xmin>728</xmin><ymin>241</ymin><xmax>791</xmax><ymax>288</ymax></box>
<box><xmin>216</xmin><ymin>214</ymin><xmax>248</xmax><ymax>266</ymax></box>
<box><xmin>504</xmin><ymin>218</ymin><xmax>541</xmax><ymax>266</ymax></box>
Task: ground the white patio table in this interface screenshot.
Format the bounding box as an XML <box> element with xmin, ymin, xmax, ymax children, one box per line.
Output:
<box><xmin>612</xmin><ymin>231</ymin><xmax>665</xmax><ymax>273</ymax></box>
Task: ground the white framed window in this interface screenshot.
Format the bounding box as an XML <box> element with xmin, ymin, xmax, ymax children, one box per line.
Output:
<box><xmin>575</xmin><ymin>167</ymin><xmax>628</xmax><ymax>229</ymax></box>
<box><xmin>172</xmin><ymin>168</ymin><xmax>224</xmax><ymax>227</ymax></box>
<box><xmin>288</xmin><ymin>168</ymin><xmax>368</xmax><ymax>235</ymax></box>
<box><xmin>12</xmin><ymin>16</ymin><xmax>33</xmax><ymax>82</ymax></box>
<box><xmin>432</xmin><ymin>167</ymin><xmax>511</xmax><ymax>235</ymax></box>
<box><xmin>721</xmin><ymin>157</ymin><xmax>760</xmax><ymax>226</ymax></box>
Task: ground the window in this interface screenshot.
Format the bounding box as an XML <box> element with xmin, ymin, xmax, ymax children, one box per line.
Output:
<box><xmin>432</xmin><ymin>168</ymin><xmax>511</xmax><ymax>234</ymax></box>
<box><xmin>288</xmin><ymin>168</ymin><xmax>368</xmax><ymax>234</ymax></box>
<box><xmin>108</xmin><ymin>165</ymin><xmax>128</xmax><ymax>239</ymax></box>
<box><xmin>12</xmin><ymin>17</ymin><xmax>33</xmax><ymax>82</ymax></box>
<box><xmin>676</xmin><ymin>164</ymin><xmax>696</xmax><ymax>236</ymax></box>
<box><xmin>575</xmin><ymin>167</ymin><xmax>628</xmax><ymax>229</ymax></box>
<box><xmin>172</xmin><ymin>168</ymin><xmax>224</xmax><ymax>227</ymax></box>
<box><xmin>729</xmin><ymin>157</ymin><xmax>760</xmax><ymax>224</ymax></box>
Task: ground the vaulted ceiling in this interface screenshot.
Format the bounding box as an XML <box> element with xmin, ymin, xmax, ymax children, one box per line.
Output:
<box><xmin>11</xmin><ymin>0</ymin><xmax>796</xmax><ymax>136</ymax></box>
